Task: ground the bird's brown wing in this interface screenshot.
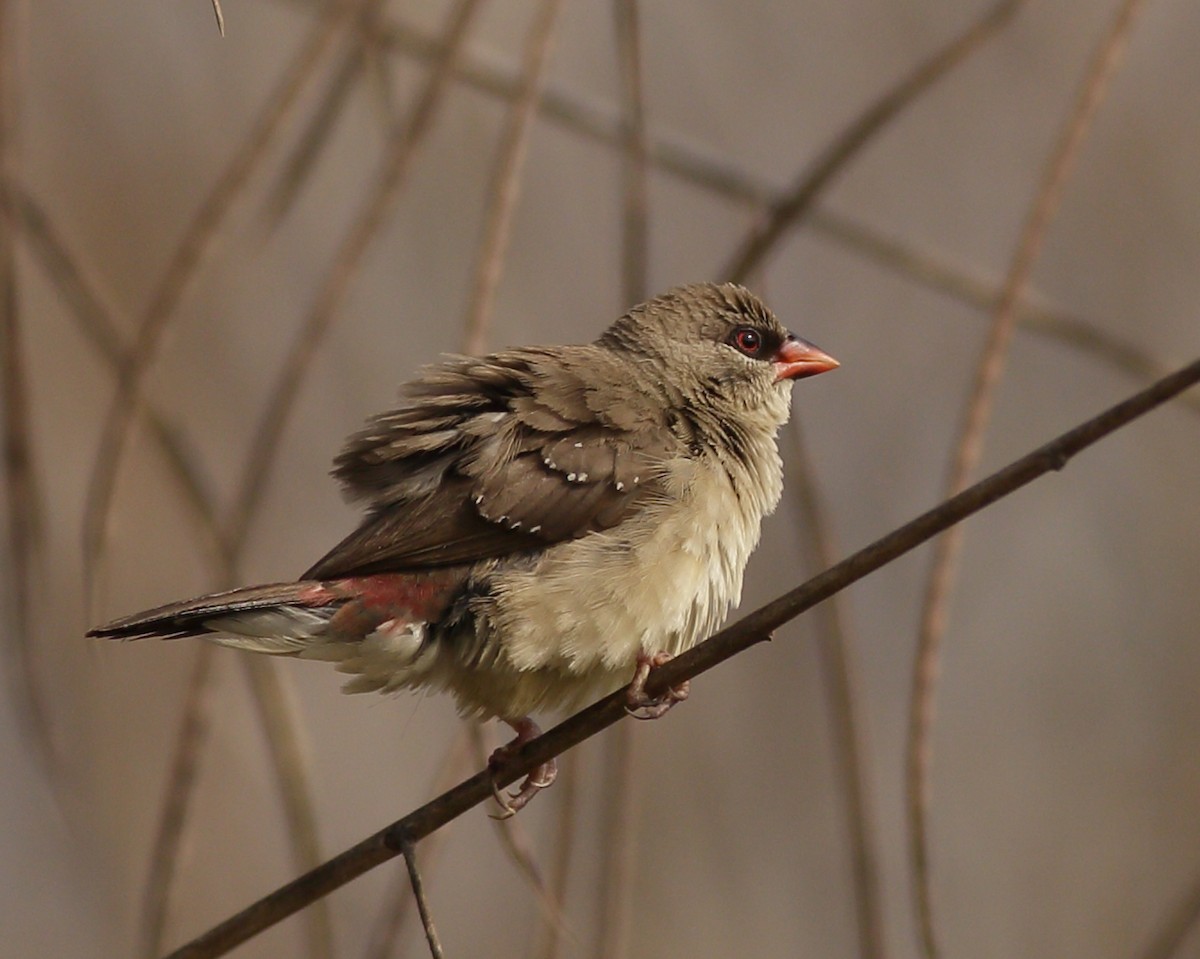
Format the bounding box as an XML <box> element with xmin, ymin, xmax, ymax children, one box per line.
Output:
<box><xmin>301</xmin><ymin>348</ymin><xmax>676</xmax><ymax>580</ymax></box>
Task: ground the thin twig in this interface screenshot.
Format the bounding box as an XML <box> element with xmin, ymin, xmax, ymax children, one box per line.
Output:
<box><xmin>226</xmin><ymin>0</ymin><xmax>486</xmax><ymax>554</ymax></box>
<box><xmin>81</xmin><ymin>0</ymin><xmax>358</xmax><ymax>612</ymax></box>
<box><xmin>240</xmin><ymin>657</ymin><xmax>333</xmax><ymax>959</ymax></box>
<box><xmin>593</xmin><ymin>4</ymin><xmax>649</xmax><ymax>956</ymax></box>
<box><xmin>211</xmin><ymin>0</ymin><xmax>225</xmax><ymax>36</ymax></box>
<box><xmin>460</xmin><ymin>0</ymin><xmax>565</xmax><ymax>356</ymax></box>
<box><xmin>613</xmin><ymin>0</ymin><xmax>648</xmax><ymax>309</ymax></box>
<box><xmin>906</xmin><ymin>4</ymin><xmax>1150</xmax><ymax>956</ymax></box>
<box><xmin>400</xmin><ymin>841</ymin><xmax>445</xmax><ymax>959</ymax></box>
<box><xmin>140</xmin><ymin>646</ymin><xmax>219</xmax><ymax>959</ymax></box>
<box><xmin>784</xmin><ymin>419</ymin><xmax>886</xmax><ymax>959</ymax></box>
<box><xmin>265</xmin><ymin>0</ymin><xmax>389</xmax><ymax>226</ymax></box>
<box><xmin>10</xmin><ymin>182</ymin><xmax>232</xmax><ymax>570</ymax></box>
<box><xmin>723</xmin><ymin>0</ymin><xmax>1026</xmax><ymax>283</ymax></box>
<box><xmin>0</xmin><ymin>0</ymin><xmax>51</xmax><ymax>770</ymax></box>
<box><xmin>533</xmin><ymin>748</ymin><xmax>579</xmax><ymax>959</ymax></box>
<box><xmin>467</xmin><ymin>723</ymin><xmax>576</xmax><ymax>944</ymax></box>
<box><xmin>363</xmin><ymin>730</ymin><xmax>472</xmax><ymax>959</ymax></box>
<box><xmin>316</xmin><ymin>0</ymin><xmax>1193</xmax><ymax>415</ymax></box>
<box><xmin>809</xmin><ymin>209</ymin><xmax>1200</xmax><ymax>416</ymax></box>
<box><xmin>162</xmin><ymin>353</ymin><xmax>1200</xmax><ymax>959</ymax></box>
<box><xmin>81</xmin><ymin>5</ymin><xmax>361</xmax><ymax>946</ymax></box>
<box><xmin>271</xmin><ymin>0</ymin><xmax>1190</xmax><ymax>414</ymax></box>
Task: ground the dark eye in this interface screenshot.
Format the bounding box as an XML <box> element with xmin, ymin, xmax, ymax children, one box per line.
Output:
<box><xmin>730</xmin><ymin>326</ymin><xmax>764</xmax><ymax>357</ymax></box>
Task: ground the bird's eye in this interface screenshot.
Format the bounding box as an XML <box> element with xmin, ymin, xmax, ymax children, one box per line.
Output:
<box><xmin>730</xmin><ymin>326</ymin><xmax>764</xmax><ymax>357</ymax></box>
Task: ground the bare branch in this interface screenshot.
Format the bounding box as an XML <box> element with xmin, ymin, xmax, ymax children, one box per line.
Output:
<box><xmin>400</xmin><ymin>841</ymin><xmax>445</xmax><ymax>959</ymax></box>
<box><xmin>533</xmin><ymin>748</ymin><xmax>580</xmax><ymax>959</ymax></box>
<box><xmin>464</xmin><ymin>724</ymin><xmax>575</xmax><ymax>943</ymax></box>
<box><xmin>906</xmin><ymin>4</ymin><xmax>1150</xmax><ymax>955</ymax></box>
<box><xmin>0</xmin><ymin>0</ymin><xmax>53</xmax><ymax>770</ymax></box>
<box><xmin>809</xmin><ymin>209</ymin><xmax>1200</xmax><ymax>416</ymax></box>
<box><xmin>593</xmin><ymin>3</ymin><xmax>650</xmax><ymax>955</ymax></box>
<box><xmin>161</xmin><ymin>353</ymin><xmax>1200</xmax><ymax>959</ymax></box>
<box><xmin>460</xmin><ymin>0</ymin><xmax>565</xmax><ymax>356</ymax></box>
<box><xmin>784</xmin><ymin>419</ymin><xmax>886</xmax><ymax>959</ymax></box>
<box><xmin>240</xmin><ymin>657</ymin><xmax>332</xmax><ymax>959</ymax></box>
<box><xmin>82</xmin><ymin>0</ymin><xmax>358</xmax><ymax>612</ymax></box>
<box><xmin>139</xmin><ymin>647</ymin><xmax>218</xmax><ymax>959</ymax></box>
<box><xmin>723</xmin><ymin>0</ymin><xmax>1026</xmax><ymax>283</ymax></box>
<box><xmin>226</xmin><ymin>0</ymin><xmax>485</xmax><ymax>554</ymax></box>
<box><xmin>363</xmin><ymin>730</ymin><xmax>471</xmax><ymax>959</ymax></box>
<box><xmin>211</xmin><ymin>0</ymin><xmax>225</xmax><ymax>36</ymax></box>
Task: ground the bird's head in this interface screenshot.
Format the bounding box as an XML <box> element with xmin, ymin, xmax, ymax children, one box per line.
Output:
<box><xmin>598</xmin><ymin>282</ymin><xmax>838</xmax><ymax>427</ymax></box>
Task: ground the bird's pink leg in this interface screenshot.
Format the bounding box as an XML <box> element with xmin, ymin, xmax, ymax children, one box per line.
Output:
<box><xmin>488</xmin><ymin>716</ymin><xmax>558</xmax><ymax>818</ymax></box>
<box><xmin>626</xmin><ymin>651</ymin><xmax>690</xmax><ymax>720</ymax></box>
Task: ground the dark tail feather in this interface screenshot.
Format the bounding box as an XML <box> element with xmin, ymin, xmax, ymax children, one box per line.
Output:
<box><xmin>87</xmin><ymin>581</ymin><xmax>345</xmax><ymax>641</ymax></box>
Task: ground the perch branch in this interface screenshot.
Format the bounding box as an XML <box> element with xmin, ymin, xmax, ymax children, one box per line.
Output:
<box><xmin>162</xmin><ymin>354</ymin><xmax>1200</xmax><ymax>959</ymax></box>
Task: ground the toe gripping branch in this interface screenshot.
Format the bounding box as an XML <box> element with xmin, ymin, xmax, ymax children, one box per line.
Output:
<box><xmin>488</xmin><ymin>717</ymin><xmax>558</xmax><ymax>819</ymax></box>
<box><xmin>487</xmin><ymin>653</ymin><xmax>690</xmax><ymax>817</ymax></box>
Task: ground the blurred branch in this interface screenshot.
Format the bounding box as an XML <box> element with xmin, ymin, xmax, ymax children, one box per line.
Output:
<box><xmin>0</xmin><ymin>0</ymin><xmax>53</xmax><ymax>770</ymax></box>
<box><xmin>906</xmin><ymin>4</ymin><xmax>1149</xmax><ymax>956</ymax></box>
<box><xmin>82</xmin><ymin>0</ymin><xmax>358</xmax><ymax>609</ymax></box>
<box><xmin>533</xmin><ymin>748</ymin><xmax>579</xmax><ymax>959</ymax></box>
<box><xmin>613</xmin><ymin>0</ymin><xmax>648</xmax><ymax>309</ymax></box>
<box><xmin>460</xmin><ymin>0</ymin><xmax>565</xmax><ymax>356</ymax></box>
<box><xmin>467</xmin><ymin>724</ymin><xmax>576</xmax><ymax>944</ymax></box>
<box><xmin>265</xmin><ymin>0</ymin><xmax>388</xmax><ymax>226</ymax></box>
<box><xmin>271</xmin><ymin>0</ymin><xmax>1191</xmax><ymax>415</ymax></box>
<box><xmin>1138</xmin><ymin>869</ymin><xmax>1200</xmax><ymax>959</ymax></box>
<box><xmin>240</xmin><ymin>658</ymin><xmax>333</xmax><ymax>959</ymax></box>
<box><xmin>784</xmin><ymin>419</ymin><xmax>886</xmax><ymax>959</ymax></box>
<box><xmin>723</xmin><ymin>0</ymin><xmax>1025</xmax><ymax>283</ymax></box>
<box><xmin>211</xmin><ymin>0</ymin><xmax>225</xmax><ymax>36</ymax></box>
<box><xmin>9</xmin><ymin>181</ymin><xmax>232</xmax><ymax>572</ymax></box>
<box><xmin>226</xmin><ymin>0</ymin><xmax>485</xmax><ymax>554</ymax></box>
<box><xmin>9</xmin><ymin>178</ymin><xmax>332</xmax><ymax>957</ymax></box>
<box><xmin>162</xmin><ymin>353</ymin><xmax>1200</xmax><ymax>959</ymax></box>
<box><xmin>809</xmin><ymin>210</ymin><xmax>1200</xmax><ymax>417</ymax></box>
<box><xmin>594</xmin><ymin>2</ymin><xmax>650</xmax><ymax>956</ymax></box>
<box><xmin>139</xmin><ymin>647</ymin><xmax>218</xmax><ymax>959</ymax></box>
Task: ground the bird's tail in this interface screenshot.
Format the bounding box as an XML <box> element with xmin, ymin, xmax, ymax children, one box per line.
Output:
<box><xmin>87</xmin><ymin>581</ymin><xmax>347</xmax><ymax>655</ymax></box>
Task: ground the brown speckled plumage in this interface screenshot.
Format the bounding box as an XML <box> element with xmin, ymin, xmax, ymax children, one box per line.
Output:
<box><xmin>89</xmin><ymin>283</ymin><xmax>837</xmax><ymax>806</ymax></box>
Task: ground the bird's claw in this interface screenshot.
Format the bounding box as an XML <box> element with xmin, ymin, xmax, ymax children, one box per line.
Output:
<box><xmin>625</xmin><ymin>651</ymin><xmax>690</xmax><ymax>720</ymax></box>
<box><xmin>487</xmin><ymin>717</ymin><xmax>557</xmax><ymax>818</ymax></box>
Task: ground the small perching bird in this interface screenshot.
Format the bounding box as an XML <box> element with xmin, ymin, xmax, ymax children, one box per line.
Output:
<box><xmin>89</xmin><ymin>283</ymin><xmax>838</xmax><ymax>813</ymax></box>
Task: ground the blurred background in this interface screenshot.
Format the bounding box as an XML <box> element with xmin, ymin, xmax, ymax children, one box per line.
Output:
<box><xmin>3</xmin><ymin>0</ymin><xmax>1199</xmax><ymax>957</ymax></box>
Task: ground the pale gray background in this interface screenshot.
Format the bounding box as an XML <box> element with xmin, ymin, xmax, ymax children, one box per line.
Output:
<box><xmin>4</xmin><ymin>1</ymin><xmax>1200</xmax><ymax>957</ymax></box>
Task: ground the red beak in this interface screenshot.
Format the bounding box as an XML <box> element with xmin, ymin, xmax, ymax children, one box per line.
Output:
<box><xmin>773</xmin><ymin>335</ymin><xmax>840</xmax><ymax>381</ymax></box>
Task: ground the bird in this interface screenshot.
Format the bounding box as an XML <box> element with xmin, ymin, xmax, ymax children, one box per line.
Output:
<box><xmin>89</xmin><ymin>282</ymin><xmax>838</xmax><ymax>813</ymax></box>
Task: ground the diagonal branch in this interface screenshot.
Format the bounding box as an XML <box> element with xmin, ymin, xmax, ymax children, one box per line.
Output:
<box><xmin>723</xmin><ymin>0</ymin><xmax>1025</xmax><ymax>283</ymax></box>
<box><xmin>906</xmin><ymin>3</ymin><xmax>1149</xmax><ymax>955</ymax></box>
<box><xmin>594</xmin><ymin>2</ymin><xmax>650</xmax><ymax>956</ymax></box>
<box><xmin>82</xmin><ymin>0</ymin><xmax>358</xmax><ymax>608</ymax></box>
<box><xmin>162</xmin><ymin>353</ymin><xmax>1200</xmax><ymax>959</ymax></box>
<box><xmin>225</xmin><ymin>0</ymin><xmax>485</xmax><ymax>554</ymax></box>
<box><xmin>459</xmin><ymin>0</ymin><xmax>564</xmax><ymax>356</ymax></box>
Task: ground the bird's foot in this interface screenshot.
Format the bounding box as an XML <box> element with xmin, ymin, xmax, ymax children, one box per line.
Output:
<box><xmin>625</xmin><ymin>651</ymin><xmax>690</xmax><ymax>720</ymax></box>
<box><xmin>488</xmin><ymin>717</ymin><xmax>557</xmax><ymax>819</ymax></box>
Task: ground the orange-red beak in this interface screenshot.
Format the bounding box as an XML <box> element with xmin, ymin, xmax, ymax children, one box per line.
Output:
<box><xmin>773</xmin><ymin>334</ymin><xmax>840</xmax><ymax>381</ymax></box>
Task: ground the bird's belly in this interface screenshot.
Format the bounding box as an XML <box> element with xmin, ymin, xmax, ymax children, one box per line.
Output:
<box><xmin>488</xmin><ymin>481</ymin><xmax>760</xmax><ymax>683</ymax></box>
